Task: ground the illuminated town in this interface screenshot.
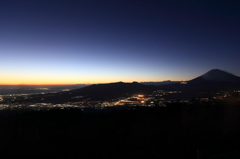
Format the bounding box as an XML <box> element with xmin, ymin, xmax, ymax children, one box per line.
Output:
<box><xmin>1</xmin><ymin>89</ymin><xmax>239</xmax><ymax>111</ymax></box>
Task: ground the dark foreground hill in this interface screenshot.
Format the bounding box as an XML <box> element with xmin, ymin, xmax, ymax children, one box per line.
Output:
<box><xmin>1</xmin><ymin>98</ymin><xmax>240</xmax><ymax>159</ymax></box>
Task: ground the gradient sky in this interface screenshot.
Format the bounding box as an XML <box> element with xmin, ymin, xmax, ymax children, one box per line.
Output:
<box><xmin>1</xmin><ymin>0</ymin><xmax>240</xmax><ymax>84</ymax></box>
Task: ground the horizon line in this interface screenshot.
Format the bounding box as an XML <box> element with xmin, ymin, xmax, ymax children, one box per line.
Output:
<box><xmin>0</xmin><ymin>80</ymin><xmax>185</xmax><ymax>86</ymax></box>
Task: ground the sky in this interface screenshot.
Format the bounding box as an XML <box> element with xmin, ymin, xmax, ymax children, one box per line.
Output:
<box><xmin>1</xmin><ymin>0</ymin><xmax>240</xmax><ymax>84</ymax></box>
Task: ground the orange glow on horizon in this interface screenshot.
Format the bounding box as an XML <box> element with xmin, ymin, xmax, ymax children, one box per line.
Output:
<box><xmin>0</xmin><ymin>73</ymin><xmax>187</xmax><ymax>85</ymax></box>
<box><xmin>0</xmin><ymin>79</ymin><xmax>187</xmax><ymax>85</ymax></box>
<box><xmin>0</xmin><ymin>80</ymin><xmax>185</xmax><ymax>85</ymax></box>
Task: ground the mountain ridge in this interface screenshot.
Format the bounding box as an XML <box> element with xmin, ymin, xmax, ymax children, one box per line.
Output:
<box><xmin>188</xmin><ymin>69</ymin><xmax>240</xmax><ymax>84</ymax></box>
<box><xmin>19</xmin><ymin>69</ymin><xmax>240</xmax><ymax>103</ymax></box>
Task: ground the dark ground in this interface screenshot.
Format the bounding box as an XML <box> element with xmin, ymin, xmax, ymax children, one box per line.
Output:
<box><xmin>0</xmin><ymin>100</ymin><xmax>240</xmax><ymax>159</ymax></box>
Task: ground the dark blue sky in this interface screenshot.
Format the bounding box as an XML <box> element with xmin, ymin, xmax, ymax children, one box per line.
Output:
<box><xmin>1</xmin><ymin>0</ymin><xmax>240</xmax><ymax>84</ymax></box>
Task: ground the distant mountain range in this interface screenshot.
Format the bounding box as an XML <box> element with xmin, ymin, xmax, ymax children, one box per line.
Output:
<box><xmin>18</xmin><ymin>69</ymin><xmax>240</xmax><ymax>103</ymax></box>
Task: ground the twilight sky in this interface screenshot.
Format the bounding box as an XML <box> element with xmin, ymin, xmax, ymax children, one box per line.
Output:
<box><xmin>1</xmin><ymin>0</ymin><xmax>240</xmax><ymax>84</ymax></box>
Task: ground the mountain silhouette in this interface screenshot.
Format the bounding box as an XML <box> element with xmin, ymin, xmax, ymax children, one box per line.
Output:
<box><xmin>189</xmin><ymin>69</ymin><xmax>240</xmax><ymax>83</ymax></box>
<box><xmin>157</xmin><ymin>69</ymin><xmax>240</xmax><ymax>92</ymax></box>
<box><xmin>20</xmin><ymin>69</ymin><xmax>240</xmax><ymax>103</ymax></box>
<box><xmin>70</xmin><ymin>82</ymin><xmax>156</xmax><ymax>100</ymax></box>
<box><xmin>179</xmin><ymin>69</ymin><xmax>240</xmax><ymax>92</ymax></box>
<box><xmin>141</xmin><ymin>80</ymin><xmax>180</xmax><ymax>86</ymax></box>
<box><xmin>25</xmin><ymin>82</ymin><xmax>157</xmax><ymax>103</ymax></box>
